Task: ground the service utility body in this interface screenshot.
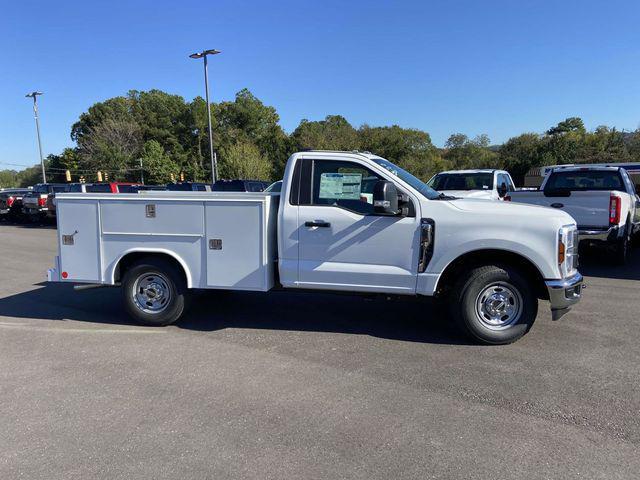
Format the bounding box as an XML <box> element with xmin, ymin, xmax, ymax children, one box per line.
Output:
<box><xmin>48</xmin><ymin>151</ymin><xmax>584</xmax><ymax>344</ymax></box>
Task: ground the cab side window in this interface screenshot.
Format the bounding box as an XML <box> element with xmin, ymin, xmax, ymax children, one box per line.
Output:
<box><xmin>621</xmin><ymin>170</ymin><xmax>636</xmax><ymax>194</ymax></box>
<box><xmin>504</xmin><ymin>174</ymin><xmax>515</xmax><ymax>192</ymax></box>
<box><xmin>497</xmin><ymin>173</ymin><xmax>514</xmax><ymax>192</ymax></box>
<box><xmin>311</xmin><ymin>160</ymin><xmax>383</xmax><ymax>215</ymax></box>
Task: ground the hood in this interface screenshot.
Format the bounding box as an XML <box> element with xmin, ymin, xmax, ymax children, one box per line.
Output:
<box><xmin>447</xmin><ymin>197</ymin><xmax>576</xmax><ymax>223</ymax></box>
<box><xmin>443</xmin><ymin>190</ymin><xmax>493</xmax><ymax>199</ymax></box>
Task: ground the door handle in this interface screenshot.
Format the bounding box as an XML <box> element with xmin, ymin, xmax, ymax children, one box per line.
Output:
<box><xmin>305</xmin><ymin>221</ymin><xmax>331</xmax><ymax>228</ymax></box>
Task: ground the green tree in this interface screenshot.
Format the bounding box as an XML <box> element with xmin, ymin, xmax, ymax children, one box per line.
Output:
<box><xmin>140</xmin><ymin>140</ymin><xmax>179</xmax><ymax>184</ymax></box>
<box><xmin>358</xmin><ymin>125</ymin><xmax>445</xmax><ymax>180</ymax></box>
<box><xmin>546</xmin><ymin>117</ymin><xmax>586</xmax><ymax>136</ymax></box>
<box><xmin>444</xmin><ymin>133</ymin><xmax>499</xmax><ymax>170</ymax></box>
<box><xmin>215</xmin><ymin>89</ymin><xmax>288</xmax><ymax>178</ymax></box>
<box><xmin>77</xmin><ymin>117</ymin><xmax>143</xmax><ymax>180</ymax></box>
<box><xmin>292</xmin><ymin>115</ymin><xmax>359</xmax><ymax>151</ymax></box>
<box><xmin>44</xmin><ymin>148</ymin><xmax>80</xmax><ymax>183</ymax></box>
<box><xmin>628</xmin><ymin>129</ymin><xmax>640</xmax><ymax>161</ymax></box>
<box><xmin>218</xmin><ymin>140</ymin><xmax>272</xmax><ymax>180</ymax></box>
<box><xmin>0</xmin><ymin>170</ymin><xmax>19</xmax><ymax>188</ymax></box>
<box><xmin>17</xmin><ymin>164</ymin><xmax>47</xmax><ymax>187</ymax></box>
<box><xmin>499</xmin><ymin>133</ymin><xmax>544</xmax><ymax>184</ymax></box>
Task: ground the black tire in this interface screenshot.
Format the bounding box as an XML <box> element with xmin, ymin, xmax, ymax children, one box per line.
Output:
<box><xmin>450</xmin><ymin>264</ymin><xmax>538</xmax><ymax>345</ymax></box>
<box><xmin>121</xmin><ymin>257</ymin><xmax>189</xmax><ymax>326</ymax></box>
<box><xmin>614</xmin><ymin>224</ymin><xmax>631</xmax><ymax>266</ymax></box>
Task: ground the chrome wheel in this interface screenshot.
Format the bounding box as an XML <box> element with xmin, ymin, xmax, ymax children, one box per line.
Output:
<box><xmin>132</xmin><ymin>273</ymin><xmax>172</xmax><ymax>314</ymax></box>
<box><xmin>474</xmin><ymin>282</ymin><xmax>523</xmax><ymax>330</ymax></box>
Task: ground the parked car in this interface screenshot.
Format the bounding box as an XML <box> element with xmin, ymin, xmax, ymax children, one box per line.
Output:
<box><xmin>132</xmin><ymin>185</ymin><xmax>167</xmax><ymax>192</ymax></box>
<box><xmin>22</xmin><ymin>184</ymin><xmax>71</xmax><ymax>221</ymax></box>
<box><xmin>166</xmin><ymin>182</ymin><xmax>212</xmax><ymax>192</ymax></box>
<box><xmin>46</xmin><ymin>183</ymin><xmax>93</xmax><ymax>219</ymax></box>
<box><xmin>49</xmin><ymin>150</ymin><xmax>583</xmax><ymax>345</ymax></box>
<box><xmin>510</xmin><ymin>165</ymin><xmax>640</xmax><ymax>264</ymax></box>
<box><xmin>82</xmin><ymin>182</ymin><xmax>142</xmax><ymax>193</ymax></box>
<box><xmin>427</xmin><ymin>169</ymin><xmax>516</xmax><ymax>200</ymax></box>
<box><xmin>211</xmin><ymin>179</ymin><xmax>269</xmax><ymax>192</ymax></box>
<box><xmin>264</xmin><ymin>180</ymin><xmax>282</xmax><ymax>193</ymax></box>
<box><xmin>0</xmin><ymin>188</ymin><xmax>30</xmax><ymax>222</ymax></box>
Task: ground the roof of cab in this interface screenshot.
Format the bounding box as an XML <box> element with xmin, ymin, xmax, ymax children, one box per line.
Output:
<box><xmin>550</xmin><ymin>165</ymin><xmax>621</xmax><ymax>172</ymax></box>
<box><xmin>436</xmin><ymin>169</ymin><xmax>505</xmax><ymax>175</ymax></box>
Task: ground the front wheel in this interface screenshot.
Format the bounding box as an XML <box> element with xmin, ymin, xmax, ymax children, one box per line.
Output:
<box><xmin>121</xmin><ymin>257</ymin><xmax>189</xmax><ymax>326</ymax></box>
<box><xmin>450</xmin><ymin>265</ymin><xmax>538</xmax><ymax>345</ymax></box>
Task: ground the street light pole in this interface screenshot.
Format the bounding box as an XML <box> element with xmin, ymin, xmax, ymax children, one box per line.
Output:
<box><xmin>189</xmin><ymin>49</ymin><xmax>220</xmax><ymax>183</ymax></box>
<box><xmin>25</xmin><ymin>91</ymin><xmax>46</xmax><ymax>183</ymax></box>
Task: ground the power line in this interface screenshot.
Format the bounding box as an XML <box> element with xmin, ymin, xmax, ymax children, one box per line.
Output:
<box><xmin>0</xmin><ymin>162</ymin><xmax>143</xmax><ymax>174</ymax></box>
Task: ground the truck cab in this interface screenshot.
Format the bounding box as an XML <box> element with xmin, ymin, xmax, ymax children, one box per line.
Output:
<box><xmin>426</xmin><ymin>169</ymin><xmax>516</xmax><ymax>201</ymax></box>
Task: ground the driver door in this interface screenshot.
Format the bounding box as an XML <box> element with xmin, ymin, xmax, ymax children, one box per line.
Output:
<box><xmin>295</xmin><ymin>158</ymin><xmax>421</xmax><ymax>294</ymax></box>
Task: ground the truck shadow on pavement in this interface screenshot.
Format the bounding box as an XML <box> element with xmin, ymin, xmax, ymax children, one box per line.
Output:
<box><xmin>0</xmin><ymin>283</ymin><xmax>471</xmax><ymax>346</ymax></box>
<box><xmin>578</xmin><ymin>248</ymin><xmax>640</xmax><ymax>281</ymax></box>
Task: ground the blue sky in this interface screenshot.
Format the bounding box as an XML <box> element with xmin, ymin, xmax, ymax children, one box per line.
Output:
<box><xmin>1</xmin><ymin>0</ymin><xmax>639</xmax><ymax>169</ymax></box>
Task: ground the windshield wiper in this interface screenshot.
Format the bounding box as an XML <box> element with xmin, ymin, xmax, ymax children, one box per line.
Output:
<box><xmin>434</xmin><ymin>192</ymin><xmax>457</xmax><ymax>200</ymax></box>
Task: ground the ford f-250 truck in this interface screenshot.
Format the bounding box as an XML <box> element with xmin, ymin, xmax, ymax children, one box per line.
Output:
<box><xmin>510</xmin><ymin>165</ymin><xmax>640</xmax><ymax>264</ymax></box>
<box><xmin>47</xmin><ymin>151</ymin><xmax>584</xmax><ymax>344</ymax></box>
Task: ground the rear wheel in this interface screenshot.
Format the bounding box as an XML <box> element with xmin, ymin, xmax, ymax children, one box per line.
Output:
<box><xmin>121</xmin><ymin>257</ymin><xmax>188</xmax><ymax>326</ymax></box>
<box><xmin>613</xmin><ymin>224</ymin><xmax>631</xmax><ymax>266</ymax></box>
<box><xmin>450</xmin><ymin>264</ymin><xmax>538</xmax><ymax>345</ymax></box>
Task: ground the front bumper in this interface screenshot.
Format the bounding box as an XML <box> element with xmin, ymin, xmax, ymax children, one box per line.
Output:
<box><xmin>545</xmin><ymin>272</ymin><xmax>584</xmax><ymax>320</ymax></box>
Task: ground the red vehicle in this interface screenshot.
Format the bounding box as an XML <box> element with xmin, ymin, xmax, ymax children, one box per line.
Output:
<box><xmin>84</xmin><ymin>182</ymin><xmax>142</xmax><ymax>193</ymax></box>
<box><xmin>46</xmin><ymin>183</ymin><xmax>143</xmax><ymax>220</ymax></box>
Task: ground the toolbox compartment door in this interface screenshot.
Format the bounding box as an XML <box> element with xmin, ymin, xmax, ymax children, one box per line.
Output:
<box><xmin>57</xmin><ymin>200</ymin><xmax>100</xmax><ymax>282</ymax></box>
<box><xmin>205</xmin><ymin>201</ymin><xmax>271</xmax><ymax>290</ymax></box>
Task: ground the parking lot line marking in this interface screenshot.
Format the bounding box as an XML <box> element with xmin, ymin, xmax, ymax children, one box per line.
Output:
<box><xmin>0</xmin><ymin>321</ymin><xmax>167</xmax><ymax>334</ymax></box>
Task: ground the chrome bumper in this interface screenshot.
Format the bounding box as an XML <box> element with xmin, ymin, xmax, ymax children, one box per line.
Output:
<box><xmin>545</xmin><ymin>273</ymin><xmax>584</xmax><ymax>320</ymax></box>
<box><xmin>578</xmin><ymin>226</ymin><xmax>619</xmax><ymax>242</ymax></box>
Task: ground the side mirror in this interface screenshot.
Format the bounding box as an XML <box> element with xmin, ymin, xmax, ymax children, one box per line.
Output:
<box><xmin>498</xmin><ymin>182</ymin><xmax>508</xmax><ymax>198</ymax></box>
<box><xmin>373</xmin><ymin>180</ymin><xmax>399</xmax><ymax>215</ymax></box>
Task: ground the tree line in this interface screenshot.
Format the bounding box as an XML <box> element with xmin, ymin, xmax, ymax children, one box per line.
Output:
<box><xmin>3</xmin><ymin>88</ymin><xmax>640</xmax><ymax>188</ymax></box>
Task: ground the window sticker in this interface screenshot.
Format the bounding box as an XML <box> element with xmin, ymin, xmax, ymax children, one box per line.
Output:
<box><xmin>319</xmin><ymin>173</ymin><xmax>363</xmax><ymax>200</ymax></box>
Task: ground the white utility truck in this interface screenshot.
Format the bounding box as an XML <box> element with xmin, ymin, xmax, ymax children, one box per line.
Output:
<box><xmin>510</xmin><ymin>165</ymin><xmax>640</xmax><ymax>264</ymax></box>
<box><xmin>48</xmin><ymin>151</ymin><xmax>584</xmax><ymax>344</ymax></box>
<box><xmin>426</xmin><ymin>169</ymin><xmax>516</xmax><ymax>201</ymax></box>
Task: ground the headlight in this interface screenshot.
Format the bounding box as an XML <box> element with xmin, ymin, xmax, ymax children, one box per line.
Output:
<box><xmin>558</xmin><ymin>225</ymin><xmax>578</xmax><ymax>277</ymax></box>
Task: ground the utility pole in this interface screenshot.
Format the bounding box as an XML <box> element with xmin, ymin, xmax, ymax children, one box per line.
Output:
<box><xmin>25</xmin><ymin>91</ymin><xmax>46</xmax><ymax>183</ymax></box>
<box><xmin>189</xmin><ymin>49</ymin><xmax>221</xmax><ymax>183</ymax></box>
<box><xmin>139</xmin><ymin>158</ymin><xmax>144</xmax><ymax>184</ymax></box>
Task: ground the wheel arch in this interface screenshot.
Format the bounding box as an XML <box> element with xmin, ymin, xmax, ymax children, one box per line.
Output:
<box><xmin>435</xmin><ymin>248</ymin><xmax>549</xmax><ymax>300</ymax></box>
<box><xmin>110</xmin><ymin>249</ymin><xmax>192</xmax><ymax>288</ymax></box>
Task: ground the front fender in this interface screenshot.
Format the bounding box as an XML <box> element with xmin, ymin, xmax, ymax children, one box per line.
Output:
<box><xmin>416</xmin><ymin>238</ymin><xmax>558</xmax><ymax>296</ymax></box>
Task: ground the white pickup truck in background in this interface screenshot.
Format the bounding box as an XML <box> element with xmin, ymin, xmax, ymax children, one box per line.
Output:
<box><xmin>510</xmin><ymin>166</ymin><xmax>640</xmax><ymax>264</ymax></box>
<box><xmin>426</xmin><ymin>169</ymin><xmax>516</xmax><ymax>201</ymax></box>
<box><xmin>47</xmin><ymin>151</ymin><xmax>583</xmax><ymax>345</ymax></box>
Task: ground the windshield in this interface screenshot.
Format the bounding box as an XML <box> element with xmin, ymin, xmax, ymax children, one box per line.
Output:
<box><xmin>370</xmin><ymin>158</ymin><xmax>440</xmax><ymax>200</ymax></box>
<box><xmin>427</xmin><ymin>173</ymin><xmax>494</xmax><ymax>191</ymax></box>
<box><xmin>545</xmin><ymin>170</ymin><xmax>623</xmax><ymax>191</ymax></box>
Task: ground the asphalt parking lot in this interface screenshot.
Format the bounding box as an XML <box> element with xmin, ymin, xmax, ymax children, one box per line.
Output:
<box><xmin>0</xmin><ymin>224</ymin><xmax>639</xmax><ymax>479</ymax></box>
